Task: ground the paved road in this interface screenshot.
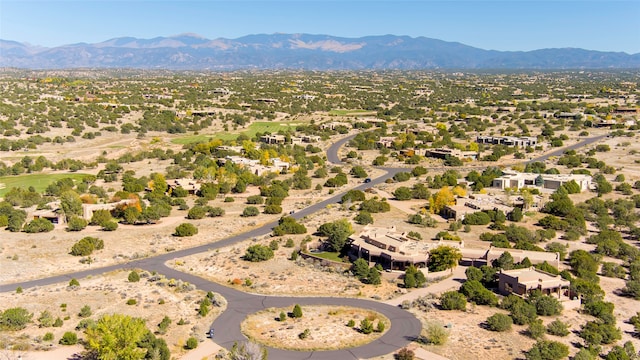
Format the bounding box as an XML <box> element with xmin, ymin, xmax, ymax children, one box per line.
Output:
<box><xmin>0</xmin><ymin>131</ymin><xmax>607</xmax><ymax>358</ymax></box>
<box><xmin>0</xmin><ymin>131</ymin><xmax>421</xmax><ymax>359</ymax></box>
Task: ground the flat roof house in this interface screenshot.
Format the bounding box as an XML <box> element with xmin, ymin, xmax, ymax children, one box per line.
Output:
<box><xmin>492</xmin><ymin>171</ymin><xmax>591</xmax><ymax>192</ymax></box>
<box><xmin>476</xmin><ymin>136</ymin><xmax>537</xmax><ymax>147</ymax></box>
<box><xmin>498</xmin><ymin>267</ymin><xmax>570</xmax><ymax>298</ymax></box>
<box><xmin>349</xmin><ymin>225</ymin><xmax>463</xmax><ymax>270</ymax></box>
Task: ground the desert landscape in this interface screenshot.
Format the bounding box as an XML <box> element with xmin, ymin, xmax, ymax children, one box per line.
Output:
<box><xmin>0</xmin><ymin>69</ymin><xmax>639</xmax><ymax>360</ymax></box>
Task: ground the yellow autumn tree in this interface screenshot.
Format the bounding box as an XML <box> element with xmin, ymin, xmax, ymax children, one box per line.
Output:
<box><xmin>452</xmin><ymin>186</ymin><xmax>466</xmax><ymax>197</ymax></box>
<box><xmin>430</xmin><ymin>187</ymin><xmax>456</xmax><ymax>214</ymax></box>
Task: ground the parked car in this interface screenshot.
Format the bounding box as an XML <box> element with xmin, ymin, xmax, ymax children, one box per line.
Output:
<box><xmin>364</xmin><ymin>178</ymin><xmax>372</xmax><ymax>183</ymax></box>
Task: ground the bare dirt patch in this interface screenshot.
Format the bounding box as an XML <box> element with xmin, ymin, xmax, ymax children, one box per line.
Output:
<box><xmin>0</xmin><ymin>270</ymin><xmax>225</xmax><ymax>357</ymax></box>
<box><xmin>242</xmin><ymin>305</ymin><xmax>389</xmax><ymax>351</ymax></box>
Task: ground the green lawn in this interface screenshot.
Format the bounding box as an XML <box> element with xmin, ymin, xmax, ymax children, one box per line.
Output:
<box><xmin>171</xmin><ymin>121</ymin><xmax>301</xmax><ymax>144</ymax></box>
<box><xmin>328</xmin><ymin>109</ymin><xmax>377</xmax><ymax>116</ymax></box>
<box><xmin>308</xmin><ymin>251</ymin><xmax>346</xmax><ymax>263</ymax></box>
<box><xmin>0</xmin><ymin>173</ymin><xmax>90</xmax><ymax>197</ymax></box>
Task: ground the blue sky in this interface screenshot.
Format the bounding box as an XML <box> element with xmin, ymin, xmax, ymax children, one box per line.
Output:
<box><xmin>1</xmin><ymin>1</ymin><xmax>639</xmax><ymax>53</ymax></box>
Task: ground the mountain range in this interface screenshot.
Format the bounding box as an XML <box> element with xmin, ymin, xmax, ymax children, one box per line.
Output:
<box><xmin>1</xmin><ymin>33</ymin><xmax>639</xmax><ymax>70</ymax></box>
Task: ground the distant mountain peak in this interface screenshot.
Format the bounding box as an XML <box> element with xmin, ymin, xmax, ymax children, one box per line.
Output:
<box><xmin>1</xmin><ymin>33</ymin><xmax>638</xmax><ymax>70</ymax></box>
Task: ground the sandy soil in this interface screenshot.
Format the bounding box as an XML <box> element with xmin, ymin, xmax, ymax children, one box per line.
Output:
<box><xmin>0</xmin><ymin>270</ymin><xmax>225</xmax><ymax>358</ymax></box>
<box><xmin>242</xmin><ymin>305</ymin><xmax>389</xmax><ymax>351</ymax></box>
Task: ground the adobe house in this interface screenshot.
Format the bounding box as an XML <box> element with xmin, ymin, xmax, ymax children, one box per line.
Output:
<box><xmin>348</xmin><ymin>225</ymin><xmax>463</xmax><ymax>270</ymax></box>
<box><xmin>498</xmin><ymin>267</ymin><xmax>569</xmax><ymax>298</ymax></box>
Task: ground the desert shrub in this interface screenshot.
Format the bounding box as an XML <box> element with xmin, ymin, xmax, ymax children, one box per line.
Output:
<box><xmin>460</xmin><ymin>280</ymin><xmax>498</xmax><ymax>306</ymax></box>
<box><xmin>69</xmin><ymin>278</ymin><xmax>80</xmax><ymax>287</ymax></box>
<box><xmin>244</xmin><ymin>244</ymin><xmax>274</xmax><ymax>262</ymax></box>
<box><xmin>174</xmin><ymin>223</ymin><xmax>198</xmax><ymax>237</ymax></box>
<box><xmin>396</xmin><ymin>347</ymin><xmax>415</xmax><ymax>360</ymax></box>
<box><xmin>67</xmin><ymin>216</ymin><xmax>88</xmax><ymax>231</ymax></box>
<box><xmin>75</xmin><ymin>318</ymin><xmax>96</xmax><ymax>331</ymax></box>
<box><xmin>126</xmin><ymin>299</ymin><xmax>137</xmax><ymax>305</ymax></box>
<box><xmin>533</xmin><ymin>295</ymin><xmax>563</xmax><ymax>316</ymax></box>
<box><xmin>24</xmin><ymin>218</ymin><xmax>55</xmax><ymax>233</ymax></box>
<box><xmin>37</xmin><ymin>310</ymin><xmax>54</xmax><ymax>328</ymax></box>
<box><xmin>341</xmin><ymin>190</ymin><xmax>366</xmax><ymax>203</ymax></box>
<box><xmin>524</xmin><ymin>340</ymin><xmax>569</xmax><ymax>360</ymax></box>
<box><xmin>527</xmin><ymin>319</ymin><xmax>547</xmax><ymax>339</ymax></box>
<box><xmin>70</xmin><ymin>236</ymin><xmax>104</xmax><ymax>256</ymax></box>
<box><xmin>0</xmin><ymin>307</ymin><xmax>33</xmax><ymax>330</ymax></box>
<box><xmin>43</xmin><ymin>332</ymin><xmax>54</xmax><ymax>341</ymax></box>
<box><xmin>354</xmin><ymin>211</ymin><xmax>374</xmax><ymax>225</ymax></box>
<box><xmin>78</xmin><ymin>305</ymin><xmax>92</xmax><ymax>318</ymax></box>
<box><xmin>486</xmin><ymin>313</ymin><xmax>512</xmax><ymax>332</ymax></box>
<box><xmin>546</xmin><ymin>319</ymin><xmax>569</xmax><ymax>337</ymax></box>
<box><xmin>208</xmin><ymin>207</ymin><xmax>225</xmax><ymax>217</ymax></box>
<box><xmin>59</xmin><ymin>331</ymin><xmax>78</xmax><ymax>345</ymax></box>
<box><xmin>347</xmin><ymin>319</ymin><xmax>355</xmax><ymax>327</ymax></box>
<box><xmin>187</xmin><ymin>206</ymin><xmax>206</xmax><ymax>219</ymax></box>
<box><xmin>359</xmin><ymin>198</ymin><xmax>390</xmax><ymax>213</ymax></box>
<box><xmin>102</xmin><ymin>221</ymin><xmax>118</xmax><ymax>231</ymax></box>
<box><xmin>579</xmin><ymin>320</ymin><xmax>621</xmax><ymax>345</ymax></box>
<box><xmin>360</xmin><ymin>318</ymin><xmax>373</xmax><ymax>334</ymax></box>
<box><xmin>463</xmin><ymin>212</ymin><xmax>492</xmax><ymax>225</ymax></box>
<box><xmin>246</xmin><ymin>195</ymin><xmax>264</xmax><ymax>204</ymax></box>
<box><xmin>263</xmin><ymin>204</ymin><xmax>282</xmax><ymax>214</ymax></box>
<box><xmin>185</xmin><ymin>337</ymin><xmax>198</xmax><ymax>350</ymax></box>
<box><xmin>292</xmin><ymin>304</ymin><xmax>303</xmax><ymax>318</ymax></box>
<box><xmin>298</xmin><ymin>329</ymin><xmax>310</xmax><ymax>339</ymax></box>
<box><xmin>128</xmin><ymin>270</ymin><xmax>140</xmax><ymax>282</ymax></box>
<box><xmin>440</xmin><ymin>291</ymin><xmax>467</xmax><ymax>310</ymax></box>
<box><xmin>242</xmin><ymin>206</ymin><xmax>259</xmax><ymax>217</ymax></box>
<box><xmin>424</xmin><ymin>321</ymin><xmax>449</xmax><ymax>345</ymax></box>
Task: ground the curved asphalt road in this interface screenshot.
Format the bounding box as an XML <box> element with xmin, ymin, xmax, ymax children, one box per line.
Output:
<box><xmin>0</xmin><ymin>132</ymin><xmax>421</xmax><ymax>359</ymax></box>
<box><xmin>0</xmin><ymin>131</ymin><xmax>607</xmax><ymax>358</ymax></box>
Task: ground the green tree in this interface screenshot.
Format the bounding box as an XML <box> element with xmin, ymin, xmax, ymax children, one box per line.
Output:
<box><xmin>526</xmin><ymin>319</ymin><xmax>547</xmax><ymax>339</ymax></box>
<box><xmin>318</xmin><ymin>219</ymin><xmax>354</xmax><ymax>252</ymax></box>
<box><xmin>524</xmin><ymin>340</ymin><xmax>569</xmax><ymax>360</ymax></box>
<box><xmin>546</xmin><ymin>319</ymin><xmax>569</xmax><ymax>337</ymax></box>
<box><xmin>352</xmin><ymin>258</ymin><xmax>370</xmax><ymax>280</ymax></box>
<box><xmin>128</xmin><ymin>270</ymin><xmax>140</xmax><ymax>282</ymax></box>
<box><xmin>60</xmin><ymin>190</ymin><xmax>83</xmax><ymax>221</ymax></box>
<box><xmin>244</xmin><ymin>244</ymin><xmax>274</xmax><ymax>262</ymax></box>
<box><xmin>404</xmin><ymin>265</ymin><xmax>426</xmax><ymax>288</ymax></box>
<box><xmin>174</xmin><ymin>223</ymin><xmax>198</xmax><ymax>237</ymax></box>
<box><xmin>440</xmin><ymin>291</ymin><xmax>467</xmax><ymax>310</ymax></box>
<box><xmin>486</xmin><ymin>313</ymin><xmax>512</xmax><ymax>332</ymax></box>
<box><xmin>70</xmin><ymin>237</ymin><xmax>104</xmax><ymax>256</ymax></box>
<box><xmin>367</xmin><ymin>267</ymin><xmax>381</xmax><ymax>285</ymax></box>
<box><xmin>90</xmin><ymin>209</ymin><xmax>113</xmax><ymax>226</ymax></box>
<box><xmin>24</xmin><ymin>218</ymin><xmax>54</xmax><ymax>233</ymax></box>
<box><xmin>85</xmin><ymin>314</ymin><xmax>150</xmax><ymax>360</ymax></box>
<box><xmin>360</xmin><ymin>318</ymin><xmax>373</xmax><ymax>334</ymax></box>
<box><xmin>185</xmin><ymin>337</ymin><xmax>198</xmax><ymax>350</ymax></box>
<box><xmin>532</xmin><ymin>295</ymin><xmax>563</xmax><ymax>316</ymax></box>
<box><xmin>393</xmin><ymin>187</ymin><xmax>413</xmax><ymax>200</ymax></box>
<box><xmin>187</xmin><ymin>206</ymin><xmax>206</xmax><ymax>219</ymax></box>
<box><xmin>67</xmin><ymin>216</ymin><xmax>88</xmax><ymax>231</ymax></box>
<box><xmin>242</xmin><ymin>206</ymin><xmax>260</xmax><ymax>217</ymax></box>
<box><xmin>427</xmin><ymin>246</ymin><xmax>462</xmax><ymax>272</ymax></box>
<box><xmin>292</xmin><ymin>304</ymin><xmax>303</xmax><ymax>318</ymax></box>
<box><xmin>460</xmin><ymin>280</ymin><xmax>498</xmax><ymax>306</ymax></box>
<box><xmin>354</xmin><ymin>211</ymin><xmax>374</xmax><ymax>225</ymax></box>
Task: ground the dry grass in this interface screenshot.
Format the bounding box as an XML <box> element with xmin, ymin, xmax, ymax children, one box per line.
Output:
<box><xmin>241</xmin><ymin>305</ymin><xmax>389</xmax><ymax>351</ymax></box>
